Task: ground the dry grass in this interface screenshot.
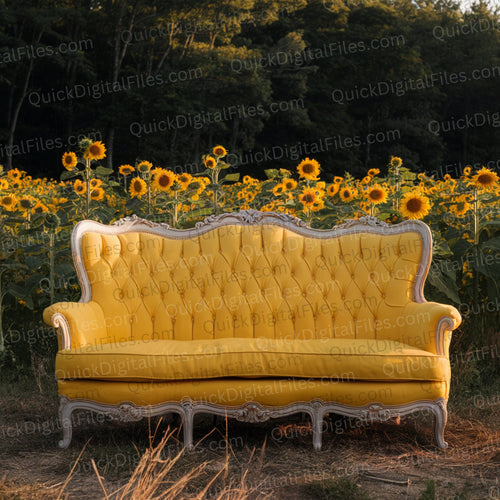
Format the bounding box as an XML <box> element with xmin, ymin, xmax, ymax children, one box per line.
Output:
<box><xmin>1</xmin><ymin>374</ymin><xmax>499</xmax><ymax>499</ymax></box>
<box><xmin>56</xmin><ymin>420</ymin><xmax>271</xmax><ymax>500</ymax></box>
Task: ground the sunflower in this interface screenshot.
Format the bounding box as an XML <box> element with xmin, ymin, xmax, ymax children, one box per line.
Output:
<box><xmin>90</xmin><ymin>187</ymin><xmax>105</xmax><ymax>201</ymax></box>
<box><xmin>260</xmin><ymin>202</ymin><xmax>275</xmax><ymax>212</ymax></box>
<box><xmin>243</xmin><ymin>175</ymin><xmax>253</xmax><ymax>185</ymax></box>
<box><xmin>0</xmin><ymin>179</ymin><xmax>8</xmax><ymax>190</ymax></box>
<box><xmin>361</xmin><ymin>176</ymin><xmax>372</xmax><ymax>185</ymax></box>
<box><xmin>327</xmin><ymin>183</ymin><xmax>339</xmax><ymax>197</ymax></box>
<box><xmin>244</xmin><ymin>191</ymin><xmax>255</xmax><ymax>202</ymax></box>
<box><xmin>365</xmin><ymin>184</ymin><xmax>388</xmax><ymax>205</ymax></box>
<box><xmin>0</xmin><ymin>195</ymin><xmax>17</xmax><ymax>211</ymax></box>
<box><xmin>368</xmin><ymin>168</ymin><xmax>380</xmax><ymax>177</ymax></box>
<box><xmin>90</xmin><ymin>178</ymin><xmax>103</xmax><ymax>189</ymax></box>
<box><xmin>272</xmin><ymin>183</ymin><xmax>285</xmax><ymax>196</ymax></box>
<box><xmin>84</xmin><ymin>141</ymin><xmax>106</xmax><ymax>161</ymax></box>
<box><xmin>297</xmin><ymin>158</ymin><xmax>320</xmax><ymax>181</ymax></box>
<box><xmin>7</xmin><ymin>168</ymin><xmax>22</xmax><ymax>180</ymax></box>
<box><xmin>310</xmin><ymin>198</ymin><xmax>325</xmax><ymax>212</ymax></box>
<box><xmin>390</xmin><ymin>156</ymin><xmax>402</xmax><ymax>168</ymax></box>
<box><xmin>62</xmin><ymin>152</ymin><xmax>78</xmax><ymax>171</ymax></box>
<box><xmin>151</xmin><ymin>169</ymin><xmax>176</xmax><ymax>192</ymax></box>
<box><xmin>212</xmin><ymin>145</ymin><xmax>227</xmax><ymax>157</ymax></box>
<box><xmin>400</xmin><ymin>192</ymin><xmax>431</xmax><ymax>220</ymax></box>
<box><xmin>463</xmin><ymin>166</ymin><xmax>471</xmax><ymax>177</ymax></box>
<box><xmin>469</xmin><ymin>167</ymin><xmax>499</xmax><ymax>192</ymax></box>
<box><xmin>137</xmin><ymin>161</ymin><xmax>153</xmax><ymax>173</ymax></box>
<box><xmin>282</xmin><ymin>178</ymin><xmax>297</xmax><ymax>191</ymax></box>
<box><xmin>177</xmin><ymin>173</ymin><xmax>192</xmax><ymax>190</ymax></box>
<box><xmin>119</xmin><ymin>164</ymin><xmax>135</xmax><ymax>176</ymax></box>
<box><xmin>129</xmin><ymin>177</ymin><xmax>148</xmax><ymax>198</ymax></box>
<box><xmin>151</xmin><ymin>168</ymin><xmax>177</xmax><ymax>192</ymax></box>
<box><xmin>417</xmin><ymin>173</ymin><xmax>427</xmax><ymax>181</ymax></box>
<box><xmin>299</xmin><ymin>188</ymin><xmax>319</xmax><ymax>207</ymax></box>
<box><xmin>339</xmin><ymin>187</ymin><xmax>354</xmax><ymax>202</ymax></box>
<box><xmin>18</xmin><ymin>195</ymin><xmax>36</xmax><ymax>213</ymax></box>
<box><xmin>333</xmin><ymin>176</ymin><xmax>343</xmax><ymax>184</ymax></box>
<box><xmin>205</xmin><ymin>156</ymin><xmax>217</xmax><ymax>169</ymax></box>
<box><xmin>33</xmin><ymin>201</ymin><xmax>49</xmax><ymax>213</ymax></box>
<box><xmin>73</xmin><ymin>179</ymin><xmax>86</xmax><ymax>196</ymax></box>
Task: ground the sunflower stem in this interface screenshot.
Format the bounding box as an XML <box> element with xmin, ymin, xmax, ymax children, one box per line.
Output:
<box><xmin>85</xmin><ymin>159</ymin><xmax>91</xmax><ymax>219</ymax></box>
<box><xmin>49</xmin><ymin>231</ymin><xmax>55</xmax><ymax>306</ymax></box>
<box><xmin>473</xmin><ymin>188</ymin><xmax>479</xmax><ymax>246</ymax></box>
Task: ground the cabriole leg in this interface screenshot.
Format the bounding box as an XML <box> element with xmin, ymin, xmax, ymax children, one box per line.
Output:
<box><xmin>58</xmin><ymin>396</ymin><xmax>73</xmax><ymax>449</ymax></box>
<box><xmin>182</xmin><ymin>403</ymin><xmax>194</xmax><ymax>451</ymax></box>
<box><xmin>311</xmin><ymin>408</ymin><xmax>324</xmax><ymax>451</ymax></box>
<box><xmin>433</xmin><ymin>399</ymin><xmax>448</xmax><ymax>449</ymax></box>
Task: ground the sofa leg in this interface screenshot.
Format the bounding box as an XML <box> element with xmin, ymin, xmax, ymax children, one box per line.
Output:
<box><xmin>433</xmin><ymin>399</ymin><xmax>448</xmax><ymax>449</ymax></box>
<box><xmin>58</xmin><ymin>396</ymin><xmax>73</xmax><ymax>449</ymax></box>
<box><xmin>182</xmin><ymin>402</ymin><xmax>194</xmax><ymax>451</ymax></box>
<box><xmin>311</xmin><ymin>409</ymin><xmax>324</xmax><ymax>451</ymax></box>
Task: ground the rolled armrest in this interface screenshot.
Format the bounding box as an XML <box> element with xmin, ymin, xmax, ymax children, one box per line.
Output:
<box><xmin>43</xmin><ymin>301</ymin><xmax>108</xmax><ymax>350</ymax></box>
<box><xmin>397</xmin><ymin>301</ymin><xmax>461</xmax><ymax>356</ymax></box>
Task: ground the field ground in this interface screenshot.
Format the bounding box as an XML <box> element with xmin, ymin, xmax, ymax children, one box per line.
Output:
<box><xmin>0</xmin><ymin>376</ymin><xmax>499</xmax><ymax>500</ymax></box>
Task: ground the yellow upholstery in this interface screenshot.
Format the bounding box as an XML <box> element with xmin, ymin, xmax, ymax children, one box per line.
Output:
<box><xmin>43</xmin><ymin>301</ymin><xmax>107</xmax><ymax>350</ymax></box>
<box><xmin>47</xmin><ymin>225</ymin><xmax>460</xmax><ymax>351</ymax></box>
<box><xmin>58</xmin><ymin>378</ymin><xmax>449</xmax><ymax>407</ymax></box>
<box><xmin>55</xmin><ymin>337</ymin><xmax>449</xmax><ymax>382</ymax></box>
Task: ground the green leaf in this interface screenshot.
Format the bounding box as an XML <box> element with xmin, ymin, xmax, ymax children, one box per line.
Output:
<box><xmin>479</xmin><ymin>220</ymin><xmax>500</xmax><ymax>230</ymax></box>
<box><xmin>482</xmin><ymin>237</ymin><xmax>500</xmax><ymax>252</ymax></box>
<box><xmin>264</xmin><ymin>169</ymin><xmax>279</xmax><ymax>179</ymax></box>
<box><xmin>223</xmin><ymin>173</ymin><xmax>240</xmax><ymax>182</ymax></box>
<box><xmin>60</xmin><ymin>170</ymin><xmax>79</xmax><ymax>181</ymax></box>
<box><xmin>95</xmin><ymin>166</ymin><xmax>114</xmax><ymax>177</ymax></box>
<box><xmin>426</xmin><ymin>265</ymin><xmax>460</xmax><ymax>303</ymax></box>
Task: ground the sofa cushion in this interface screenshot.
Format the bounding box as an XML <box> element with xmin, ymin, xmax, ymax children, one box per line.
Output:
<box><xmin>55</xmin><ymin>337</ymin><xmax>449</xmax><ymax>382</ymax></box>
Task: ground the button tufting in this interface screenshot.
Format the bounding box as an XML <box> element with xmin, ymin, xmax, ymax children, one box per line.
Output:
<box><xmin>151</xmin><ymin>316</ymin><xmax>155</xmax><ymax>322</ymax></box>
<box><xmin>119</xmin><ymin>290</ymin><xmax>124</xmax><ymax>299</ymax></box>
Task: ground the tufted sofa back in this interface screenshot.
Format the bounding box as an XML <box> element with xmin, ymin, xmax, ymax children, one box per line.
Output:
<box><xmin>74</xmin><ymin>213</ymin><xmax>429</xmax><ymax>347</ymax></box>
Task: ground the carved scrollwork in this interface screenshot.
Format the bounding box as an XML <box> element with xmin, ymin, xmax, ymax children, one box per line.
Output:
<box><xmin>335</xmin><ymin>216</ymin><xmax>390</xmax><ymax>230</ymax></box>
<box><xmin>359</xmin><ymin>404</ymin><xmax>392</xmax><ymax>422</ymax></box>
<box><xmin>195</xmin><ymin>209</ymin><xmax>307</xmax><ymax>228</ymax></box>
<box><xmin>112</xmin><ymin>215</ymin><xmax>170</xmax><ymax>229</ymax></box>
<box><xmin>234</xmin><ymin>403</ymin><xmax>271</xmax><ymax>423</ymax></box>
<box><xmin>107</xmin><ymin>403</ymin><xmax>143</xmax><ymax>422</ymax></box>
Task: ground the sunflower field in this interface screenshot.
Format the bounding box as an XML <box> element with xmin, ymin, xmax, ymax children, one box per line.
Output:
<box><xmin>0</xmin><ymin>138</ymin><xmax>499</xmax><ymax>383</ymax></box>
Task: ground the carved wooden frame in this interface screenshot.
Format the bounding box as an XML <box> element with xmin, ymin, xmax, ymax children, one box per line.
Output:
<box><xmin>58</xmin><ymin>395</ymin><xmax>448</xmax><ymax>450</ymax></box>
<box><xmin>51</xmin><ymin>210</ymin><xmax>456</xmax><ymax>449</ymax></box>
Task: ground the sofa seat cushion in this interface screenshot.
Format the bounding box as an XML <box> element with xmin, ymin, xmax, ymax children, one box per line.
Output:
<box><xmin>55</xmin><ymin>337</ymin><xmax>449</xmax><ymax>382</ymax></box>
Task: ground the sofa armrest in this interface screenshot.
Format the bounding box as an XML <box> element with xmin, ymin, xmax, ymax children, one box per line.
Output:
<box><xmin>43</xmin><ymin>301</ymin><xmax>108</xmax><ymax>350</ymax></box>
<box><xmin>397</xmin><ymin>301</ymin><xmax>461</xmax><ymax>356</ymax></box>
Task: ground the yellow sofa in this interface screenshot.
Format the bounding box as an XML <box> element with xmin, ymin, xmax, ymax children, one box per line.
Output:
<box><xmin>43</xmin><ymin>210</ymin><xmax>461</xmax><ymax>449</ymax></box>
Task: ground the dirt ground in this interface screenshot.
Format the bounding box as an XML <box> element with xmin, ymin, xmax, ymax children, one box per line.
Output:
<box><xmin>0</xmin><ymin>382</ymin><xmax>499</xmax><ymax>499</ymax></box>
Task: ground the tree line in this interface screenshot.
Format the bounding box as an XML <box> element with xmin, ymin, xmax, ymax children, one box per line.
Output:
<box><xmin>1</xmin><ymin>0</ymin><xmax>499</xmax><ymax>180</ymax></box>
